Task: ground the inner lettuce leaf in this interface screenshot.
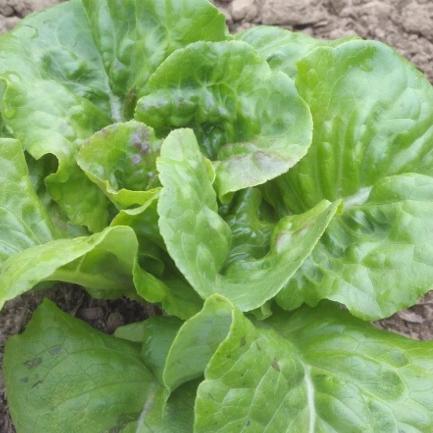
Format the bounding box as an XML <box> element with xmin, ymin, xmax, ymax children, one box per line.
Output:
<box><xmin>236</xmin><ymin>25</ymin><xmax>356</xmax><ymax>77</ymax></box>
<box><xmin>271</xmin><ymin>40</ymin><xmax>433</xmax><ymax>320</ymax></box>
<box><xmin>7</xmin><ymin>296</ymin><xmax>433</xmax><ymax>433</ymax></box>
<box><xmin>111</xmin><ymin>196</ymin><xmax>203</xmax><ymax>320</ymax></box>
<box><xmin>0</xmin><ymin>0</ymin><xmax>228</xmax><ymax>230</ymax></box>
<box><xmin>136</xmin><ymin>40</ymin><xmax>313</xmax><ymax>197</ymax></box>
<box><xmin>77</xmin><ymin>120</ymin><xmax>161</xmax><ymax>208</ymax></box>
<box><xmin>157</xmin><ymin>128</ymin><xmax>340</xmax><ymax>311</ymax></box>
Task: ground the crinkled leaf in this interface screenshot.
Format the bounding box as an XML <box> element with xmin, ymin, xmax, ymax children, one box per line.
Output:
<box><xmin>0</xmin><ymin>1</ymin><xmax>112</xmax><ymax>231</ymax></box>
<box><xmin>0</xmin><ymin>138</ymin><xmax>55</xmax><ymax>262</ymax></box>
<box><xmin>82</xmin><ymin>0</ymin><xmax>228</xmax><ymax>108</ymax></box>
<box><xmin>77</xmin><ymin>120</ymin><xmax>160</xmax><ymax>208</ymax></box>
<box><xmin>0</xmin><ymin>138</ymin><xmax>141</xmax><ymax>307</ymax></box>
<box><xmin>170</xmin><ymin>295</ymin><xmax>433</xmax><ymax>433</ymax></box>
<box><xmin>137</xmin><ymin>41</ymin><xmax>312</xmax><ymax>196</ymax></box>
<box><xmin>237</xmin><ymin>25</ymin><xmax>355</xmax><ymax>77</ymax></box>
<box><xmin>0</xmin><ymin>0</ymin><xmax>227</xmax><ymax>229</ymax></box>
<box><xmin>157</xmin><ymin>129</ymin><xmax>339</xmax><ymax>311</ymax></box>
<box><xmin>272</xmin><ymin>40</ymin><xmax>433</xmax><ymax>319</ymax></box>
<box><xmin>278</xmin><ymin>173</ymin><xmax>433</xmax><ymax>320</ymax></box>
<box><xmin>274</xmin><ymin>40</ymin><xmax>433</xmax><ymax>211</ymax></box>
<box><xmin>4</xmin><ymin>300</ymin><xmax>163</xmax><ymax>433</ymax></box>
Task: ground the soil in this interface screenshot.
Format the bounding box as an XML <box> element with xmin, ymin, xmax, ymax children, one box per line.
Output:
<box><xmin>2</xmin><ymin>1</ymin><xmax>433</xmax><ymax>432</ymax></box>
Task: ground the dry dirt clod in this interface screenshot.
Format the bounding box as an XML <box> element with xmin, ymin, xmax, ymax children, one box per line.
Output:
<box><xmin>261</xmin><ymin>0</ymin><xmax>328</xmax><ymax>26</ymax></box>
<box><xmin>401</xmin><ymin>1</ymin><xmax>433</xmax><ymax>42</ymax></box>
<box><xmin>230</xmin><ymin>0</ymin><xmax>258</xmax><ymax>22</ymax></box>
<box><xmin>78</xmin><ymin>307</ymin><xmax>104</xmax><ymax>322</ymax></box>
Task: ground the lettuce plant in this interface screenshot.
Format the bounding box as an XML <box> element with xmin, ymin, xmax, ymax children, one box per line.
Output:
<box><xmin>2</xmin><ymin>1</ymin><xmax>433</xmax><ymax>432</ymax></box>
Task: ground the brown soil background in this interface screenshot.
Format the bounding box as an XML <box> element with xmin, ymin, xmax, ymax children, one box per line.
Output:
<box><xmin>2</xmin><ymin>0</ymin><xmax>433</xmax><ymax>432</ymax></box>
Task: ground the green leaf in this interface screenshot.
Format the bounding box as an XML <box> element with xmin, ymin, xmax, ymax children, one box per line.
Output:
<box><xmin>5</xmin><ymin>300</ymin><xmax>198</xmax><ymax>433</ymax></box>
<box><xmin>272</xmin><ymin>40</ymin><xmax>433</xmax><ymax>319</ymax></box>
<box><xmin>77</xmin><ymin>120</ymin><xmax>160</xmax><ymax>208</ymax></box>
<box><xmin>0</xmin><ymin>0</ymin><xmax>227</xmax><ymax>229</ymax></box>
<box><xmin>187</xmin><ymin>296</ymin><xmax>433</xmax><ymax>433</ymax></box>
<box><xmin>137</xmin><ymin>381</ymin><xmax>198</xmax><ymax>433</ymax></box>
<box><xmin>141</xmin><ymin>316</ymin><xmax>183</xmax><ymax>382</ymax></box>
<box><xmin>278</xmin><ymin>173</ymin><xmax>433</xmax><ymax>320</ymax></box>
<box><xmin>82</xmin><ymin>0</ymin><xmax>228</xmax><ymax>109</ymax></box>
<box><xmin>0</xmin><ymin>1</ymin><xmax>112</xmax><ymax>231</ymax></box>
<box><xmin>4</xmin><ymin>300</ymin><xmax>161</xmax><ymax>433</ymax></box>
<box><xmin>7</xmin><ymin>1</ymin><xmax>113</xmax><ymax>111</ymax></box>
<box><xmin>0</xmin><ymin>138</ymin><xmax>148</xmax><ymax>308</ymax></box>
<box><xmin>157</xmin><ymin>129</ymin><xmax>339</xmax><ymax>311</ymax></box>
<box><xmin>163</xmin><ymin>296</ymin><xmax>232</xmax><ymax>392</ymax></box>
<box><xmin>112</xmin><ymin>197</ymin><xmax>203</xmax><ymax>320</ymax></box>
<box><xmin>115</xmin><ymin>321</ymin><xmax>148</xmax><ymax>343</ymax></box>
<box><xmin>136</xmin><ymin>41</ymin><xmax>312</xmax><ymax>197</ymax></box>
<box><xmin>133</xmin><ymin>315</ymin><xmax>197</xmax><ymax>433</ymax></box>
<box><xmin>274</xmin><ymin>40</ymin><xmax>433</xmax><ymax>211</ymax></box>
<box><xmin>0</xmin><ymin>226</ymin><xmax>139</xmax><ymax>309</ymax></box>
<box><xmin>237</xmin><ymin>26</ymin><xmax>356</xmax><ymax>77</ymax></box>
<box><xmin>0</xmin><ymin>138</ymin><xmax>55</xmax><ymax>262</ymax></box>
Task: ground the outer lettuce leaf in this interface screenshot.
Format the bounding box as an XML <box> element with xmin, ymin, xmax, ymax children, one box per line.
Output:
<box><xmin>7</xmin><ymin>296</ymin><xmax>433</xmax><ymax>433</ymax></box>
<box><xmin>136</xmin><ymin>41</ymin><xmax>313</xmax><ymax>197</ymax></box>
<box><xmin>77</xmin><ymin>120</ymin><xmax>160</xmax><ymax>208</ymax></box>
<box><xmin>0</xmin><ymin>138</ymin><xmax>56</xmax><ymax>262</ymax></box>
<box><xmin>277</xmin><ymin>173</ymin><xmax>433</xmax><ymax>320</ymax></box>
<box><xmin>237</xmin><ymin>26</ymin><xmax>356</xmax><ymax>77</ymax></box>
<box><xmin>9</xmin><ymin>0</ymin><xmax>113</xmax><ymax>111</ymax></box>
<box><xmin>0</xmin><ymin>136</ymin><xmax>140</xmax><ymax>308</ymax></box>
<box><xmin>4</xmin><ymin>300</ymin><xmax>164</xmax><ymax>433</ymax></box>
<box><xmin>82</xmin><ymin>0</ymin><xmax>228</xmax><ymax>107</ymax></box>
<box><xmin>272</xmin><ymin>40</ymin><xmax>433</xmax><ymax>320</ymax></box>
<box><xmin>0</xmin><ymin>226</ymin><xmax>140</xmax><ymax>309</ymax></box>
<box><xmin>0</xmin><ymin>1</ymin><xmax>112</xmax><ymax>231</ymax></box>
<box><xmin>137</xmin><ymin>381</ymin><xmax>198</xmax><ymax>433</ymax></box>
<box><xmin>172</xmin><ymin>296</ymin><xmax>433</xmax><ymax>433</ymax></box>
<box><xmin>274</xmin><ymin>40</ymin><xmax>433</xmax><ymax>212</ymax></box>
<box><xmin>117</xmin><ymin>314</ymin><xmax>197</xmax><ymax>433</ymax></box>
<box><xmin>157</xmin><ymin>129</ymin><xmax>339</xmax><ymax>311</ymax></box>
<box><xmin>130</xmin><ymin>295</ymin><xmax>433</xmax><ymax>433</ymax></box>
<box><xmin>5</xmin><ymin>300</ymin><xmax>196</xmax><ymax>433</ymax></box>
